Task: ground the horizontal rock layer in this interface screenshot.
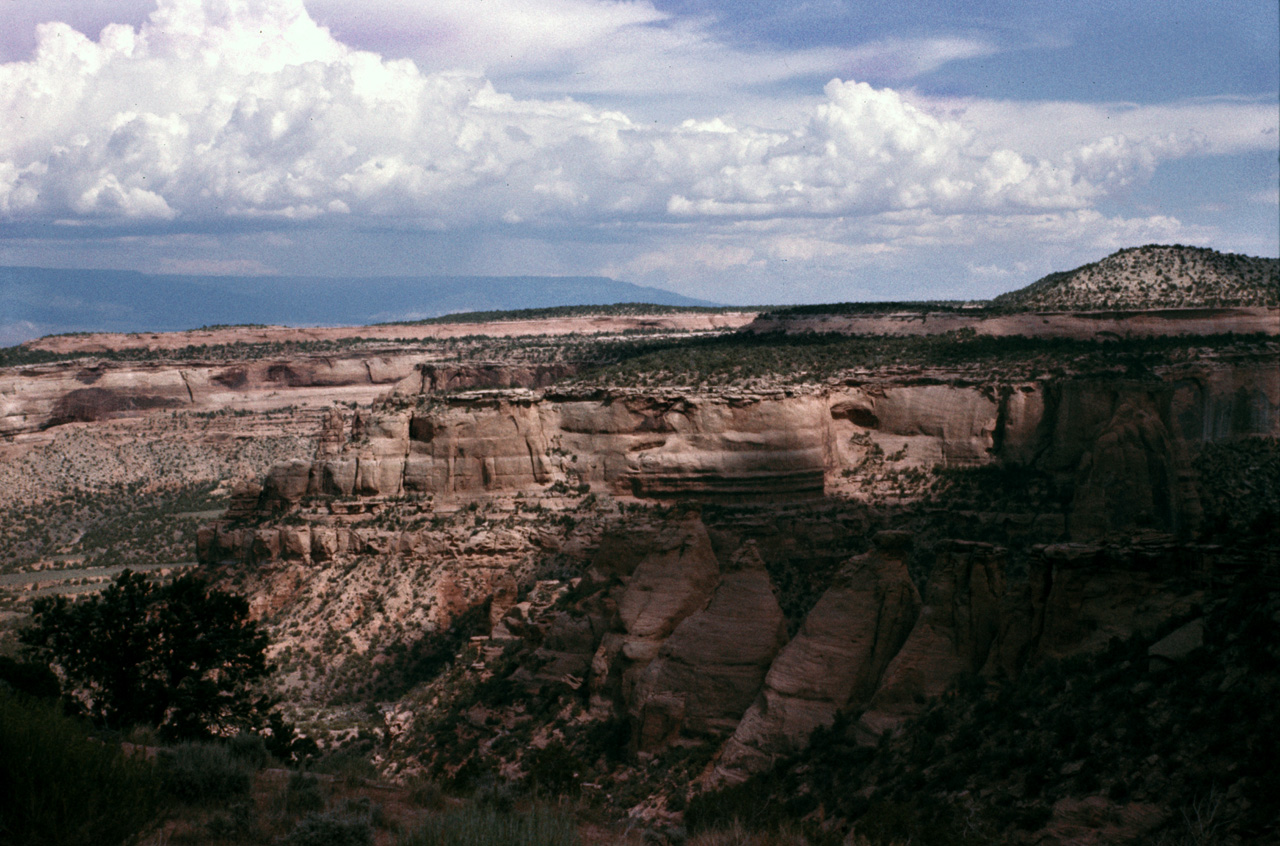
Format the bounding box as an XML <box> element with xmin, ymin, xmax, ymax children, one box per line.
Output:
<box><xmin>253</xmin><ymin>360</ymin><xmax>1278</xmax><ymax>539</ymax></box>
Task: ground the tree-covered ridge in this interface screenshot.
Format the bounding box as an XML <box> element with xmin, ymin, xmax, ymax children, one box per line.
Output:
<box><xmin>760</xmin><ymin>301</ymin><xmax>985</xmax><ymax>318</ymax></box>
<box><xmin>992</xmin><ymin>245</ymin><xmax>1279</xmax><ymax>311</ymax></box>
<box><xmin>566</xmin><ymin>330</ymin><xmax>1277</xmax><ymax>388</ymax></box>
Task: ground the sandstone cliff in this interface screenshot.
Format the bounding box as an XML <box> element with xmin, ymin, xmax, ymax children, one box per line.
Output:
<box><xmin>0</xmin><ymin>352</ymin><xmax>428</xmax><ymax>437</ymax></box>
<box><xmin>712</xmin><ymin>531</ymin><xmax>920</xmax><ymax>784</ymax></box>
<box><xmin>245</xmin><ymin>357</ymin><xmax>1277</xmax><ymax>548</ymax></box>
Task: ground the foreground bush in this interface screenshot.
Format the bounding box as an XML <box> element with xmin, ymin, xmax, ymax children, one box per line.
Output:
<box><xmin>0</xmin><ymin>691</ymin><xmax>162</xmax><ymax>846</ymax></box>
<box><xmin>398</xmin><ymin>803</ymin><xmax>580</xmax><ymax>846</ymax></box>
<box><xmin>156</xmin><ymin>740</ymin><xmax>254</xmax><ymax>806</ymax></box>
<box><xmin>21</xmin><ymin>569</ymin><xmax>270</xmax><ymax>739</ymax></box>
<box><xmin>277</xmin><ymin>808</ymin><xmax>375</xmax><ymax>846</ymax></box>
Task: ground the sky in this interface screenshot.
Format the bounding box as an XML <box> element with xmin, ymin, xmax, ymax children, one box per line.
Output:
<box><xmin>0</xmin><ymin>0</ymin><xmax>1276</xmax><ymax>308</ymax></box>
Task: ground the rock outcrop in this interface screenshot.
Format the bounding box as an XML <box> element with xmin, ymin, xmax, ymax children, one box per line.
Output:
<box><xmin>260</xmin><ymin>391</ymin><xmax>831</xmax><ymax>505</ymax></box>
<box><xmin>589</xmin><ymin>515</ymin><xmax>723</xmax><ymax>720</ymax></box>
<box><xmin>711</xmin><ymin>532</ymin><xmax>920</xmax><ymax>784</ymax></box>
<box><xmin>244</xmin><ymin>355</ymin><xmax>1278</xmax><ymax>546</ymax></box>
<box><xmin>1068</xmin><ymin>398</ymin><xmax>1182</xmax><ymax>539</ymax></box>
<box><xmin>631</xmin><ymin>542</ymin><xmax>789</xmax><ymax>748</ymax></box>
<box><xmin>0</xmin><ymin>353</ymin><xmax>427</xmax><ymax>436</ymax></box>
<box><xmin>1024</xmin><ymin>542</ymin><xmax>1203</xmax><ymax>661</ymax></box>
<box><xmin>855</xmin><ymin>541</ymin><xmax>1006</xmax><ymax>743</ymax></box>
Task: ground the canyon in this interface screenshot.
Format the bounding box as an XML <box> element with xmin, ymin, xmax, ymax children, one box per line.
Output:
<box><xmin>189</xmin><ymin>340</ymin><xmax>1273</xmax><ymax>804</ymax></box>
<box><xmin>2</xmin><ymin>245</ymin><xmax>1277</xmax><ymax>845</ymax></box>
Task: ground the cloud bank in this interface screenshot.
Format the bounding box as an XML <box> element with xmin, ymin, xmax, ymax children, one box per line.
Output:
<box><xmin>4</xmin><ymin>0</ymin><xmax>1271</xmax><ymax>227</ymax></box>
<box><xmin>0</xmin><ymin>0</ymin><xmax>1274</xmax><ymax>303</ymax></box>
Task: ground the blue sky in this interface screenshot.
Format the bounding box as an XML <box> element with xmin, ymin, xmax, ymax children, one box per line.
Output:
<box><xmin>0</xmin><ymin>0</ymin><xmax>1275</xmax><ymax>312</ymax></box>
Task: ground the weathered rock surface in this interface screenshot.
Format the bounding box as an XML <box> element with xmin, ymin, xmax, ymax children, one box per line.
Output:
<box><xmin>588</xmin><ymin>515</ymin><xmax>723</xmax><ymax>718</ymax></box>
<box><xmin>0</xmin><ymin>353</ymin><xmax>426</xmax><ymax>436</ymax></box>
<box><xmin>1147</xmin><ymin>617</ymin><xmax>1204</xmax><ymax>664</ymax></box>
<box><xmin>631</xmin><ymin>542</ymin><xmax>789</xmax><ymax>747</ymax></box>
<box><xmin>262</xmin><ymin>392</ymin><xmax>831</xmax><ymax>505</ymax></box>
<box><xmin>244</xmin><ymin>356</ymin><xmax>1278</xmax><ymax>543</ymax></box>
<box><xmin>1024</xmin><ymin>542</ymin><xmax>1203</xmax><ymax>661</ymax></box>
<box><xmin>1069</xmin><ymin>398</ymin><xmax>1182</xmax><ymax>538</ymax></box>
<box><xmin>24</xmin><ymin>313</ymin><xmax>758</xmax><ymax>354</ymax></box>
<box><xmin>711</xmin><ymin>533</ymin><xmax>921</xmax><ymax>784</ymax></box>
<box><xmin>830</xmin><ymin>384</ymin><xmax>998</xmax><ymax>467</ymax></box>
<box><xmin>856</xmin><ymin>541</ymin><xmax>1006</xmax><ymax>743</ymax></box>
<box><xmin>617</xmin><ymin>515</ymin><xmax>722</xmax><ymax>641</ymax></box>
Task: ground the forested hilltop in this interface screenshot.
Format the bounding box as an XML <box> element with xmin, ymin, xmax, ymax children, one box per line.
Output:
<box><xmin>992</xmin><ymin>245</ymin><xmax>1279</xmax><ymax>311</ymax></box>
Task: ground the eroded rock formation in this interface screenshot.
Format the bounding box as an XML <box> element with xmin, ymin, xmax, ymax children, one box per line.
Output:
<box><xmin>711</xmin><ymin>531</ymin><xmax>920</xmax><ymax>784</ymax></box>
<box><xmin>243</xmin><ymin>357</ymin><xmax>1278</xmax><ymax>552</ymax></box>
<box><xmin>631</xmin><ymin>542</ymin><xmax>789</xmax><ymax>747</ymax></box>
<box><xmin>855</xmin><ymin>540</ymin><xmax>1006</xmax><ymax>743</ymax></box>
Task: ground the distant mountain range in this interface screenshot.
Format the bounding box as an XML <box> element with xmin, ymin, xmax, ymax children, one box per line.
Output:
<box><xmin>0</xmin><ymin>267</ymin><xmax>716</xmax><ymax>345</ymax></box>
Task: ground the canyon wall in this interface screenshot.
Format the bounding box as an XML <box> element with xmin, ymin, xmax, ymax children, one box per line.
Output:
<box><xmin>251</xmin><ymin>358</ymin><xmax>1279</xmax><ymax>543</ymax></box>
<box><xmin>191</xmin><ymin>352</ymin><xmax>1276</xmax><ymax>805</ymax></box>
<box><xmin>0</xmin><ymin>352</ymin><xmax>432</xmax><ymax>437</ymax></box>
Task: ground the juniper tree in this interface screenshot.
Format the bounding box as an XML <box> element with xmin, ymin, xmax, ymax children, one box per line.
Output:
<box><xmin>21</xmin><ymin>569</ymin><xmax>271</xmax><ymax>739</ymax></box>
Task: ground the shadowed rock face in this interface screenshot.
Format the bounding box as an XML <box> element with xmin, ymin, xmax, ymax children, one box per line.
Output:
<box><xmin>181</xmin><ymin>348</ymin><xmax>1275</xmax><ymax>810</ymax></box>
<box><xmin>855</xmin><ymin>541</ymin><xmax>1006</xmax><ymax>744</ymax></box>
<box><xmin>711</xmin><ymin>533</ymin><xmax>921</xmax><ymax>784</ymax></box>
<box><xmin>631</xmin><ymin>542</ymin><xmax>789</xmax><ymax>747</ymax></box>
<box><xmin>1022</xmin><ymin>543</ymin><xmax>1203</xmax><ymax>661</ymax></box>
<box><xmin>1069</xmin><ymin>399</ymin><xmax>1181</xmax><ymax>539</ymax></box>
<box><xmin>45</xmin><ymin>386</ymin><xmax>184</xmax><ymax>426</ymax></box>
<box><xmin>587</xmin><ymin>515</ymin><xmax>724</xmax><ymax>726</ymax></box>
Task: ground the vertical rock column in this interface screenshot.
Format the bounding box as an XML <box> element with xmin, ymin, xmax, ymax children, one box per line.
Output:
<box><xmin>630</xmin><ymin>542</ymin><xmax>789</xmax><ymax>750</ymax></box>
<box><xmin>588</xmin><ymin>514</ymin><xmax>721</xmax><ymax>723</ymax></box>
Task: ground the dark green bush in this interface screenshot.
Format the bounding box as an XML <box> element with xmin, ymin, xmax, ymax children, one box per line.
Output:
<box><xmin>397</xmin><ymin>803</ymin><xmax>580</xmax><ymax>846</ymax></box>
<box><xmin>0</xmin><ymin>691</ymin><xmax>162</xmax><ymax>846</ymax></box>
<box><xmin>205</xmin><ymin>800</ymin><xmax>258</xmax><ymax>841</ymax></box>
<box><xmin>314</xmin><ymin>743</ymin><xmax>379</xmax><ymax>787</ymax></box>
<box><xmin>0</xmin><ymin>656</ymin><xmax>60</xmax><ymax>700</ymax></box>
<box><xmin>156</xmin><ymin>740</ymin><xmax>254</xmax><ymax>806</ymax></box>
<box><xmin>277</xmin><ymin>809</ymin><xmax>375</xmax><ymax>846</ymax></box>
<box><xmin>685</xmin><ymin>768</ymin><xmax>799</xmax><ymax>834</ymax></box>
<box><xmin>229</xmin><ymin>729</ymin><xmax>271</xmax><ymax>768</ymax></box>
<box><xmin>407</xmin><ymin>776</ymin><xmax>448</xmax><ymax>810</ymax></box>
<box><xmin>285</xmin><ymin>771</ymin><xmax>327</xmax><ymax>815</ymax></box>
<box><xmin>21</xmin><ymin>569</ymin><xmax>271</xmax><ymax>739</ymax></box>
<box><xmin>524</xmin><ymin>743</ymin><xmax>582</xmax><ymax>795</ymax></box>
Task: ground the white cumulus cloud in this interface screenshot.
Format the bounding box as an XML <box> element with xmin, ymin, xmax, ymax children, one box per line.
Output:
<box><xmin>0</xmin><ymin>0</ymin><xmax>1269</xmax><ymax>266</ymax></box>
